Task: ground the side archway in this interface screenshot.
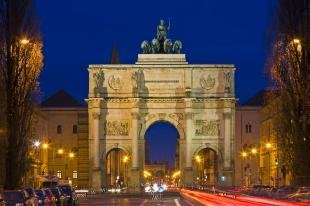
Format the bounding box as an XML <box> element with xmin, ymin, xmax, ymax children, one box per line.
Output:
<box><xmin>105</xmin><ymin>148</ymin><xmax>130</xmax><ymax>186</ymax></box>
<box><xmin>193</xmin><ymin>147</ymin><xmax>219</xmax><ymax>186</ymax></box>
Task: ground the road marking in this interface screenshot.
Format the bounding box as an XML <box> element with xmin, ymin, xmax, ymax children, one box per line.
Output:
<box><xmin>140</xmin><ymin>199</ymin><xmax>148</xmax><ymax>206</ymax></box>
<box><xmin>174</xmin><ymin>198</ymin><xmax>181</xmax><ymax>206</ymax></box>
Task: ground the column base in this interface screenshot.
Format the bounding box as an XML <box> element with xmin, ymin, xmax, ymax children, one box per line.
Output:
<box><xmin>182</xmin><ymin>167</ymin><xmax>193</xmax><ymax>187</ymax></box>
<box><xmin>128</xmin><ymin>168</ymin><xmax>141</xmax><ymax>192</ymax></box>
<box><xmin>91</xmin><ymin>168</ymin><xmax>102</xmax><ymax>191</ymax></box>
<box><xmin>220</xmin><ymin>169</ymin><xmax>234</xmax><ymax>187</ymax></box>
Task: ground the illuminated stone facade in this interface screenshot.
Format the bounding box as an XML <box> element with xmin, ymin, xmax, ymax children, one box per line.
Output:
<box><xmin>87</xmin><ymin>54</ymin><xmax>236</xmax><ymax>190</ymax></box>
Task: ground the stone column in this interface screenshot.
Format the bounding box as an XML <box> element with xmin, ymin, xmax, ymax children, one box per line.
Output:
<box><xmin>91</xmin><ymin>112</ymin><xmax>102</xmax><ymax>189</ymax></box>
<box><xmin>223</xmin><ymin>112</ymin><xmax>233</xmax><ymax>186</ymax></box>
<box><xmin>131</xmin><ymin>112</ymin><xmax>139</xmax><ymax>168</ymax></box>
<box><xmin>183</xmin><ymin>111</ymin><xmax>194</xmax><ymax>186</ymax></box>
<box><xmin>185</xmin><ymin>112</ymin><xmax>193</xmax><ymax>168</ymax></box>
<box><xmin>129</xmin><ymin>111</ymin><xmax>141</xmax><ymax>191</ymax></box>
<box><xmin>92</xmin><ymin>112</ymin><xmax>101</xmax><ymax>168</ymax></box>
<box><xmin>224</xmin><ymin>112</ymin><xmax>231</xmax><ymax>168</ymax></box>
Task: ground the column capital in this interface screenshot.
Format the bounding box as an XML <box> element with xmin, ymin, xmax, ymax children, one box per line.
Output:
<box><xmin>185</xmin><ymin>112</ymin><xmax>193</xmax><ymax>119</ymax></box>
<box><xmin>131</xmin><ymin>112</ymin><xmax>140</xmax><ymax>119</ymax></box>
<box><xmin>92</xmin><ymin>112</ymin><xmax>101</xmax><ymax>120</ymax></box>
<box><xmin>223</xmin><ymin>112</ymin><xmax>232</xmax><ymax>118</ymax></box>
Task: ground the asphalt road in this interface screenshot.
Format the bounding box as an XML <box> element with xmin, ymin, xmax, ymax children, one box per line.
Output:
<box><xmin>78</xmin><ymin>193</ymin><xmax>197</xmax><ymax>206</ymax></box>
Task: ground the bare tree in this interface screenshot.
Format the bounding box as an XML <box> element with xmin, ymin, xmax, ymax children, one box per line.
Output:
<box><xmin>0</xmin><ymin>0</ymin><xmax>43</xmax><ymax>189</ymax></box>
<box><xmin>268</xmin><ymin>0</ymin><xmax>310</xmax><ymax>185</ymax></box>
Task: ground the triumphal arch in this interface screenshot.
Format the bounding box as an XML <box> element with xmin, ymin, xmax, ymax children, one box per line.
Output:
<box><xmin>87</xmin><ymin>20</ymin><xmax>236</xmax><ymax>190</ymax></box>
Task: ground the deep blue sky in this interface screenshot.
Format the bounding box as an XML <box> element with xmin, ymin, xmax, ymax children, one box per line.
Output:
<box><xmin>36</xmin><ymin>0</ymin><xmax>273</xmax><ymax>104</ymax></box>
<box><xmin>36</xmin><ymin>1</ymin><xmax>274</xmax><ymax>166</ymax></box>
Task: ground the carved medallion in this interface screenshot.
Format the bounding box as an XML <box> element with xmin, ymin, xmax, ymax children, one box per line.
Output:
<box><xmin>195</xmin><ymin>120</ymin><xmax>220</xmax><ymax>136</ymax></box>
<box><xmin>104</xmin><ymin>120</ymin><xmax>129</xmax><ymax>136</ymax></box>
<box><xmin>108</xmin><ymin>75</ymin><xmax>122</xmax><ymax>90</ymax></box>
<box><xmin>200</xmin><ymin>74</ymin><xmax>215</xmax><ymax>90</ymax></box>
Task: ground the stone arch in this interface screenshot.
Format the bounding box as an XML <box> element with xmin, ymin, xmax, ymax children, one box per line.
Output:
<box><xmin>104</xmin><ymin>147</ymin><xmax>130</xmax><ymax>186</ymax></box>
<box><xmin>193</xmin><ymin>146</ymin><xmax>221</xmax><ymax>186</ymax></box>
<box><xmin>104</xmin><ymin>145</ymin><xmax>130</xmax><ymax>159</ymax></box>
<box><xmin>141</xmin><ymin>115</ymin><xmax>185</xmax><ymax>140</ymax></box>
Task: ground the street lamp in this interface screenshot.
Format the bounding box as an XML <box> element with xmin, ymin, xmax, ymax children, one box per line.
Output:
<box><xmin>57</xmin><ymin>149</ymin><xmax>64</xmax><ymax>155</ymax></box>
<box><xmin>69</xmin><ymin>152</ymin><xmax>75</xmax><ymax>158</ymax></box>
<box><xmin>251</xmin><ymin>148</ymin><xmax>257</xmax><ymax>155</ymax></box>
<box><xmin>42</xmin><ymin>143</ymin><xmax>48</xmax><ymax>149</ymax></box>
<box><xmin>265</xmin><ymin>142</ymin><xmax>272</xmax><ymax>186</ymax></box>
<box><xmin>20</xmin><ymin>38</ymin><xmax>30</xmax><ymax>45</ymax></box>
<box><xmin>34</xmin><ymin>140</ymin><xmax>41</xmax><ymax>148</ymax></box>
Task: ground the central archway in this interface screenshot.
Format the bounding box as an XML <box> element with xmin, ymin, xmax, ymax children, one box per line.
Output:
<box><xmin>144</xmin><ymin>121</ymin><xmax>180</xmax><ymax>183</ymax></box>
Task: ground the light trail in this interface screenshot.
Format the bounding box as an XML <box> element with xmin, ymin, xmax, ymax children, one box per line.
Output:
<box><xmin>181</xmin><ymin>189</ymin><xmax>310</xmax><ymax>206</ymax></box>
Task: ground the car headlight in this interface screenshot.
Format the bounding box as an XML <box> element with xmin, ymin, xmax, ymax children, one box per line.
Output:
<box><xmin>38</xmin><ymin>199</ymin><xmax>43</xmax><ymax>204</ymax></box>
<box><xmin>15</xmin><ymin>203</ymin><xmax>24</xmax><ymax>206</ymax></box>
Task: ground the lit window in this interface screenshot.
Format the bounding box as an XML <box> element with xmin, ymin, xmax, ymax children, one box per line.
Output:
<box><xmin>57</xmin><ymin>125</ymin><xmax>62</xmax><ymax>134</ymax></box>
<box><xmin>73</xmin><ymin>170</ymin><xmax>78</xmax><ymax>179</ymax></box>
<box><xmin>56</xmin><ymin>170</ymin><xmax>62</xmax><ymax>178</ymax></box>
<box><xmin>73</xmin><ymin>125</ymin><xmax>78</xmax><ymax>134</ymax></box>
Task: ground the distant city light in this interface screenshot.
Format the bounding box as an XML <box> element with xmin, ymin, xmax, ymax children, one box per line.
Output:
<box><xmin>69</xmin><ymin>152</ymin><xmax>75</xmax><ymax>158</ymax></box>
<box><xmin>265</xmin><ymin>143</ymin><xmax>272</xmax><ymax>149</ymax></box>
<box><xmin>58</xmin><ymin>149</ymin><xmax>64</xmax><ymax>154</ymax></box>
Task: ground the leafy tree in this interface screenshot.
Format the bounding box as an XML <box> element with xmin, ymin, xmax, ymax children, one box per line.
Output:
<box><xmin>0</xmin><ymin>0</ymin><xmax>43</xmax><ymax>189</ymax></box>
<box><xmin>268</xmin><ymin>0</ymin><xmax>310</xmax><ymax>185</ymax></box>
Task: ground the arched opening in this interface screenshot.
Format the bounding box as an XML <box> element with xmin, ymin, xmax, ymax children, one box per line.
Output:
<box><xmin>144</xmin><ymin>121</ymin><xmax>179</xmax><ymax>184</ymax></box>
<box><xmin>106</xmin><ymin>148</ymin><xmax>129</xmax><ymax>186</ymax></box>
<box><xmin>194</xmin><ymin>148</ymin><xmax>218</xmax><ymax>186</ymax></box>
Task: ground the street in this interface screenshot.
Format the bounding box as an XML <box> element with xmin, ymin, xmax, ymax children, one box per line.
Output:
<box><xmin>78</xmin><ymin>193</ymin><xmax>197</xmax><ymax>206</ymax></box>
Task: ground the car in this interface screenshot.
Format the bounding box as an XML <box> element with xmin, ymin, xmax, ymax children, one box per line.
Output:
<box><xmin>0</xmin><ymin>193</ymin><xmax>6</xmax><ymax>206</ymax></box>
<box><xmin>24</xmin><ymin>188</ymin><xmax>39</xmax><ymax>206</ymax></box>
<box><xmin>3</xmin><ymin>190</ymin><xmax>32</xmax><ymax>206</ymax></box>
<box><xmin>58</xmin><ymin>185</ymin><xmax>78</xmax><ymax>206</ymax></box>
<box><xmin>288</xmin><ymin>187</ymin><xmax>310</xmax><ymax>202</ymax></box>
<box><xmin>49</xmin><ymin>187</ymin><xmax>66</xmax><ymax>206</ymax></box>
<box><xmin>34</xmin><ymin>189</ymin><xmax>50</xmax><ymax>206</ymax></box>
<box><xmin>42</xmin><ymin>188</ymin><xmax>56</xmax><ymax>206</ymax></box>
<box><xmin>274</xmin><ymin>185</ymin><xmax>296</xmax><ymax>199</ymax></box>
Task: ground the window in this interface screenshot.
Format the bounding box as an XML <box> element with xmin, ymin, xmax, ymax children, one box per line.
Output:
<box><xmin>56</xmin><ymin>170</ymin><xmax>62</xmax><ymax>178</ymax></box>
<box><xmin>57</xmin><ymin>125</ymin><xmax>62</xmax><ymax>134</ymax></box>
<box><xmin>73</xmin><ymin>125</ymin><xmax>78</xmax><ymax>134</ymax></box>
<box><xmin>73</xmin><ymin>170</ymin><xmax>78</xmax><ymax>179</ymax></box>
<box><xmin>246</xmin><ymin>123</ymin><xmax>252</xmax><ymax>133</ymax></box>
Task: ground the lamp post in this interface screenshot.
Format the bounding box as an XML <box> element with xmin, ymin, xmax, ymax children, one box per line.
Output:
<box><xmin>265</xmin><ymin>143</ymin><xmax>272</xmax><ymax>186</ymax></box>
<box><xmin>241</xmin><ymin>151</ymin><xmax>247</xmax><ymax>187</ymax></box>
<box><xmin>195</xmin><ymin>155</ymin><xmax>202</xmax><ymax>185</ymax></box>
<box><xmin>122</xmin><ymin>155</ymin><xmax>129</xmax><ymax>184</ymax></box>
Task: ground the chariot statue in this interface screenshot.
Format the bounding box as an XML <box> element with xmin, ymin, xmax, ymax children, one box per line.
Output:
<box><xmin>141</xmin><ymin>19</ymin><xmax>182</xmax><ymax>54</ymax></box>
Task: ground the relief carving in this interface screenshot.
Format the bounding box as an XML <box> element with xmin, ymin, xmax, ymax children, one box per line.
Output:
<box><xmin>195</xmin><ymin>120</ymin><xmax>220</xmax><ymax>136</ymax></box>
<box><xmin>200</xmin><ymin>74</ymin><xmax>215</xmax><ymax>90</ymax></box>
<box><xmin>93</xmin><ymin>70</ymin><xmax>105</xmax><ymax>96</ymax></box>
<box><xmin>104</xmin><ymin>120</ymin><xmax>130</xmax><ymax>136</ymax></box>
<box><xmin>168</xmin><ymin>113</ymin><xmax>184</xmax><ymax>122</ymax></box>
<box><xmin>108</xmin><ymin>75</ymin><xmax>122</xmax><ymax>90</ymax></box>
<box><xmin>223</xmin><ymin>71</ymin><xmax>231</xmax><ymax>93</ymax></box>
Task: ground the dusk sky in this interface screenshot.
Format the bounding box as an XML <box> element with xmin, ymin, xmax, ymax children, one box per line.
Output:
<box><xmin>36</xmin><ymin>0</ymin><xmax>273</xmax><ymax>165</ymax></box>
